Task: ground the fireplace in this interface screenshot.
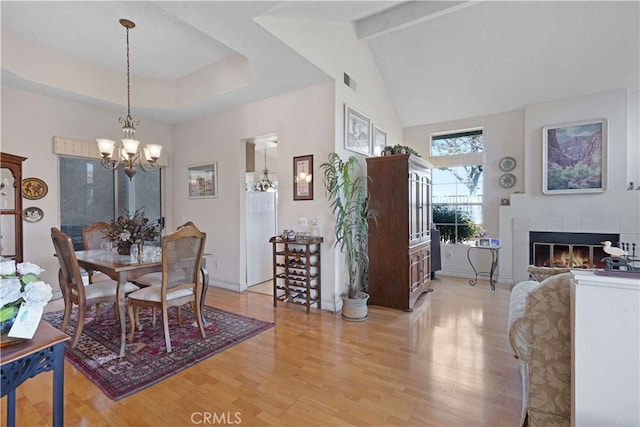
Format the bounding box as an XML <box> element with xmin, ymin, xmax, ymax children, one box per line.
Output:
<box><xmin>530</xmin><ymin>232</ymin><xmax>620</xmax><ymax>269</ymax></box>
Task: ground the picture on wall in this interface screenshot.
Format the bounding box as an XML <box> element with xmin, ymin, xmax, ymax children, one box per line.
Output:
<box><xmin>344</xmin><ymin>104</ymin><xmax>371</xmax><ymax>155</ymax></box>
<box><xmin>293</xmin><ymin>155</ymin><xmax>313</xmax><ymax>201</ymax></box>
<box><xmin>188</xmin><ymin>163</ymin><xmax>218</xmax><ymax>198</ymax></box>
<box><xmin>542</xmin><ymin>119</ymin><xmax>607</xmax><ymax>194</ymax></box>
<box><xmin>372</xmin><ymin>125</ymin><xmax>387</xmax><ymax>156</ymax></box>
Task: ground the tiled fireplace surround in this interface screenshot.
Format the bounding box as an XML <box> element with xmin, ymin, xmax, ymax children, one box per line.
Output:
<box><xmin>509</xmin><ymin>216</ymin><xmax>640</xmax><ymax>284</ymax></box>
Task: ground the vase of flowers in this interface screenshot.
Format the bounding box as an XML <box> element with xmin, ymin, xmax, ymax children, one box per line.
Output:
<box><xmin>105</xmin><ymin>208</ymin><xmax>160</xmax><ymax>256</ymax></box>
<box><xmin>0</xmin><ymin>260</ymin><xmax>53</xmax><ymax>344</ymax></box>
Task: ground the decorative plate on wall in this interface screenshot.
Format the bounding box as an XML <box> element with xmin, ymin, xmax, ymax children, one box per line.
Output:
<box><xmin>498</xmin><ymin>156</ymin><xmax>516</xmax><ymax>172</ymax></box>
<box><xmin>499</xmin><ymin>173</ymin><xmax>517</xmax><ymax>189</ymax></box>
<box><xmin>22</xmin><ymin>177</ymin><xmax>48</xmax><ymax>200</ymax></box>
<box><xmin>23</xmin><ymin>206</ymin><xmax>44</xmax><ymax>223</ymax></box>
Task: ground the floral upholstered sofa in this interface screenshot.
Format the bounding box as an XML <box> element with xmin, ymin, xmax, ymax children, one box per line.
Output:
<box><xmin>507</xmin><ymin>268</ymin><xmax>572</xmax><ymax>427</ymax></box>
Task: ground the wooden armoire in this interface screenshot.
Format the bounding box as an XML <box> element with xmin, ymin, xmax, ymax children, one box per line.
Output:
<box><xmin>366</xmin><ymin>154</ymin><xmax>433</xmax><ymax>311</ymax></box>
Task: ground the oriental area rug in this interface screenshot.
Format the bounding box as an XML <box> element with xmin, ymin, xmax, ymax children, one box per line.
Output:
<box><xmin>42</xmin><ymin>305</ymin><xmax>274</xmax><ymax>400</ymax></box>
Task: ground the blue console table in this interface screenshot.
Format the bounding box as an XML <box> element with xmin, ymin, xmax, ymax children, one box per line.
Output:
<box><xmin>467</xmin><ymin>245</ymin><xmax>501</xmax><ymax>290</ymax></box>
<box><xmin>1</xmin><ymin>321</ymin><xmax>70</xmax><ymax>427</ymax></box>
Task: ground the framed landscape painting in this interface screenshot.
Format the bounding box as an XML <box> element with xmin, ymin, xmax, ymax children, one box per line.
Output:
<box><xmin>344</xmin><ymin>104</ymin><xmax>371</xmax><ymax>155</ymax></box>
<box><xmin>188</xmin><ymin>163</ymin><xmax>218</xmax><ymax>198</ymax></box>
<box><xmin>542</xmin><ymin>119</ymin><xmax>607</xmax><ymax>195</ymax></box>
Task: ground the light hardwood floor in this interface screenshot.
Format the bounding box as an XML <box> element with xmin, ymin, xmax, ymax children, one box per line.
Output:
<box><xmin>2</xmin><ymin>276</ymin><xmax>522</xmax><ymax>426</ymax></box>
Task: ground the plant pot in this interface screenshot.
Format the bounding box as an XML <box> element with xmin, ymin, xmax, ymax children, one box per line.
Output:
<box><xmin>117</xmin><ymin>243</ymin><xmax>131</xmax><ymax>255</ymax></box>
<box><xmin>341</xmin><ymin>292</ymin><xmax>370</xmax><ymax>322</ymax></box>
<box><xmin>0</xmin><ymin>301</ymin><xmax>26</xmax><ymax>347</ymax></box>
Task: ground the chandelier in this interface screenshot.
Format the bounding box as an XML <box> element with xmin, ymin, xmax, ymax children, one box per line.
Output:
<box><xmin>257</xmin><ymin>148</ymin><xmax>276</xmax><ymax>192</ymax></box>
<box><xmin>97</xmin><ymin>19</ymin><xmax>161</xmax><ymax>180</ymax></box>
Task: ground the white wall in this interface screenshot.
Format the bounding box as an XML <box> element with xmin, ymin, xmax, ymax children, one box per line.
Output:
<box><xmin>172</xmin><ymin>82</ymin><xmax>340</xmax><ymax>308</ymax></box>
<box><xmin>0</xmin><ymin>86</ymin><xmax>174</xmax><ymax>295</ymax></box>
<box><xmin>405</xmin><ymin>110</ymin><xmax>524</xmax><ymax>238</ymax></box>
<box><xmin>255</xmin><ymin>17</ymin><xmax>405</xmax><ymax>304</ymax></box>
<box><xmin>404</xmin><ymin>90</ymin><xmax>640</xmax><ymax>282</ymax></box>
<box><xmin>405</xmin><ymin>110</ymin><xmax>523</xmax><ymax>278</ymax></box>
<box><xmin>501</xmin><ymin>89</ymin><xmax>640</xmax><ymax>284</ymax></box>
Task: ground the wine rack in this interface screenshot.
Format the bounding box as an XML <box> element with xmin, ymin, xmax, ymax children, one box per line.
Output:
<box><xmin>269</xmin><ymin>236</ymin><xmax>322</xmax><ymax>314</ymax></box>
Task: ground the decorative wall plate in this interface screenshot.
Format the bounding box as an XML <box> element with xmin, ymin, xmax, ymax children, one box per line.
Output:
<box><xmin>499</xmin><ymin>173</ymin><xmax>516</xmax><ymax>189</ymax></box>
<box><xmin>23</xmin><ymin>206</ymin><xmax>43</xmax><ymax>223</ymax></box>
<box><xmin>22</xmin><ymin>177</ymin><xmax>48</xmax><ymax>200</ymax></box>
<box><xmin>498</xmin><ymin>156</ymin><xmax>516</xmax><ymax>172</ymax></box>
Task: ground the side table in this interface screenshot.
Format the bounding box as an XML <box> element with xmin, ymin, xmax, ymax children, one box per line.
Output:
<box><xmin>467</xmin><ymin>245</ymin><xmax>501</xmax><ymax>290</ymax></box>
<box><xmin>1</xmin><ymin>321</ymin><xmax>70</xmax><ymax>427</ymax></box>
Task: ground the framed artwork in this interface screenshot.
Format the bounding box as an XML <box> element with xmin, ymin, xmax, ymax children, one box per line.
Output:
<box><xmin>478</xmin><ymin>238</ymin><xmax>491</xmax><ymax>247</ymax></box>
<box><xmin>188</xmin><ymin>163</ymin><xmax>217</xmax><ymax>198</ymax></box>
<box><xmin>293</xmin><ymin>155</ymin><xmax>313</xmax><ymax>201</ymax></box>
<box><xmin>372</xmin><ymin>125</ymin><xmax>387</xmax><ymax>156</ymax></box>
<box><xmin>542</xmin><ymin>119</ymin><xmax>607</xmax><ymax>194</ymax></box>
<box><xmin>344</xmin><ymin>104</ymin><xmax>371</xmax><ymax>155</ymax></box>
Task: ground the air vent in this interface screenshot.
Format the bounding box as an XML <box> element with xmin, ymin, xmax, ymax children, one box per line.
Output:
<box><xmin>344</xmin><ymin>73</ymin><xmax>357</xmax><ymax>90</ymax></box>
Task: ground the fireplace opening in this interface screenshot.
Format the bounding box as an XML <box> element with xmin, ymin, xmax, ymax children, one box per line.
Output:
<box><xmin>530</xmin><ymin>232</ymin><xmax>620</xmax><ymax>269</ymax></box>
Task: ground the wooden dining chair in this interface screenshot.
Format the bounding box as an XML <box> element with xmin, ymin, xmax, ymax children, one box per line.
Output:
<box><xmin>132</xmin><ymin>220</ymin><xmax>196</xmax><ymax>288</ymax></box>
<box><xmin>81</xmin><ymin>221</ymin><xmax>112</xmax><ymax>283</ymax></box>
<box><xmin>81</xmin><ymin>221</ymin><xmax>110</xmax><ymax>251</ymax></box>
<box><xmin>127</xmin><ymin>223</ymin><xmax>207</xmax><ymax>353</ymax></box>
<box><xmin>51</xmin><ymin>227</ymin><xmax>138</xmax><ymax>347</ymax></box>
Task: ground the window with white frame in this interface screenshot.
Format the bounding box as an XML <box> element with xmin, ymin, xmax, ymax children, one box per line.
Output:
<box><xmin>430</xmin><ymin>129</ymin><xmax>484</xmax><ymax>243</ymax></box>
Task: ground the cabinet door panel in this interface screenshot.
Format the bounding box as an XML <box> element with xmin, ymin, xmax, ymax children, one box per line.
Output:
<box><xmin>420</xmin><ymin>174</ymin><xmax>431</xmax><ymax>241</ymax></box>
<box><xmin>0</xmin><ymin>153</ymin><xmax>26</xmax><ymax>262</ymax></box>
<box><xmin>409</xmin><ymin>172</ymin><xmax>421</xmax><ymax>245</ymax></box>
<box><xmin>409</xmin><ymin>248</ymin><xmax>422</xmax><ymax>293</ymax></box>
<box><xmin>0</xmin><ymin>168</ymin><xmax>15</xmax><ymax>209</ymax></box>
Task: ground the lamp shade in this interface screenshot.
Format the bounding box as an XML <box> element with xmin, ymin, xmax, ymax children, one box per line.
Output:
<box><xmin>121</xmin><ymin>138</ymin><xmax>140</xmax><ymax>156</ymax></box>
<box><xmin>97</xmin><ymin>139</ymin><xmax>116</xmax><ymax>157</ymax></box>
<box><xmin>144</xmin><ymin>144</ymin><xmax>162</xmax><ymax>160</ymax></box>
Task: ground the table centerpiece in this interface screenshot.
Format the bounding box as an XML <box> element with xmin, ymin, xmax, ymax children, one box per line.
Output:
<box><xmin>105</xmin><ymin>208</ymin><xmax>160</xmax><ymax>256</ymax></box>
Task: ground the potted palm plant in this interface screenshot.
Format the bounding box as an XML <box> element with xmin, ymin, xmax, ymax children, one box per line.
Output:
<box><xmin>320</xmin><ymin>152</ymin><xmax>375</xmax><ymax>321</ymax></box>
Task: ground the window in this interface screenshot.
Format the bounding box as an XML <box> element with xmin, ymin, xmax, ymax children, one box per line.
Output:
<box><xmin>59</xmin><ymin>156</ymin><xmax>162</xmax><ymax>249</ymax></box>
<box><xmin>430</xmin><ymin>129</ymin><xmax>484</xmax><ymax>243</ymax></box>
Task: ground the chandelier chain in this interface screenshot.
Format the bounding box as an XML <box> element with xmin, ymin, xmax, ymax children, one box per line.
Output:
<box><xmin>125</xmin><ymin>25</ymin><xmax>131</xmax><ymax>119</ymax></box>
<box><xmin>97</xmin><ymin>18</ymin><xmax>161</xmax><ymax>180</ymax></box>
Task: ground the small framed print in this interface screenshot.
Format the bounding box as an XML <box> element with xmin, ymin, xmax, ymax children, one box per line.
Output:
<box><xmin>188</xmin><ymin>163</ymin><xmax>217</xmax><ymax>198</ymax></box>
<box><xmin>490</xmin><ymin>238</ymin><xmax>500</xmax><ymax>247</ymax></box>
<box><xmin>344</xmin><ymin>104</ymin><xmax>371</xmax><ymax>155</ymax></box>
<box><xmin>372</xmin><ymin>125</ymin><xmax>387</xmax><ymax>156</ymax></box>
<box><xmin>293</xmin><ymin>155</ymin><xmax>313</xmax><ymax>201</ymax></box>
<box><xmin>478</xmin><ymin>238</ymin><xmax>491</xmax><ymax>247</ymax></box>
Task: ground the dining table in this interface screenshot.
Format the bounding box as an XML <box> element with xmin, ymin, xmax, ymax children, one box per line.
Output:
<box><xmin>73</xmin><ymin>249</ymin><xmax>211</xmax><ymax>357</ymax></box>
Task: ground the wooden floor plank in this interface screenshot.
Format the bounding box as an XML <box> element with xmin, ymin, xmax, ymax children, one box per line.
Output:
<box><xmin>1</xmin><ymin>275</ymin><xmax>521</xmax><ymax>426</ymax></box>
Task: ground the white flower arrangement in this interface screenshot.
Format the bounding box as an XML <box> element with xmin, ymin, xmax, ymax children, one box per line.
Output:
<box><xmin>0</xmin><ymin>260</ymin><xmax>53</xmax><ymax>326</ymax></box>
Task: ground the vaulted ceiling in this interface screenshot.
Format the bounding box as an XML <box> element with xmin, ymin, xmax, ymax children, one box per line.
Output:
<box><xmin>2</xmin><ymin>1</ymin><xmax>638</xmax><ymax>128</ymax></box>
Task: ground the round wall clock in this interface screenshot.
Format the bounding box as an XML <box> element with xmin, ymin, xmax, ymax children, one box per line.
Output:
<box><xmin>22</xmin><ymin>177</ymin><xmax>48</xmax><ymax>200</ymax></box>
<box><xmin>498</xmin><ymin>156</ymin><xmax>516</xmax><ymax>172</ymax></box>
<box><xmin>499</xmin><ymin>173</ymin><xmax>516</xmax><ymax>189</ymax></box>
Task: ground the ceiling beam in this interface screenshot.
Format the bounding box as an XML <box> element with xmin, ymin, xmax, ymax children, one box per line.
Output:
<box><xmin>356</xmin><ymin>0</ymin><xmax>481</xmax><ymax>41</ymax></box>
